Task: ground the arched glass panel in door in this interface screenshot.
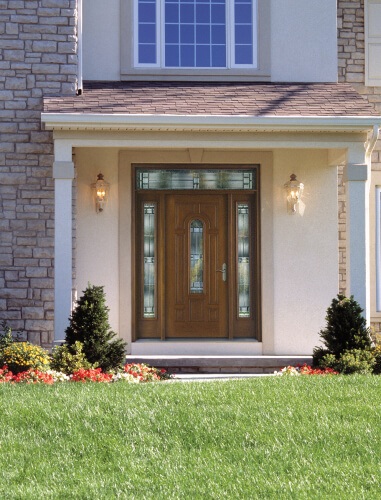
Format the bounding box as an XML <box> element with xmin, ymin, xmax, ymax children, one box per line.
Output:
<box><xmin>190</xmin><ymin>219</ymin><xmax>204</xmax><ymax>294</ymax></box>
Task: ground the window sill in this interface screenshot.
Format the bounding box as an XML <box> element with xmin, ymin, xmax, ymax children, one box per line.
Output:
<box><xmin>120</xmin><ymin>68</ymin><xmax>271</xmax><ymax>82</ymax></box>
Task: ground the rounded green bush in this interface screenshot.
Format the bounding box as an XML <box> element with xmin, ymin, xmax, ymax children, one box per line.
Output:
<box><xmin>0</xmin><ymin>342</ymin><xmax>50</xmax><ymax>374</ymax></box>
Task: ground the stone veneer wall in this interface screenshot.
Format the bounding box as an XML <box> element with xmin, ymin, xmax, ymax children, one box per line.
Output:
<box><xmin>338</xmin><ymin>0</ymin><xmax>381</xmax><ymax>332</ymax></box>
<box><xmin>0</xmin><ymin>1</ymin><xmax>379</xmax><ymax>346</ymax></box>
<box><xmin>0</xmin><ymin>0</ymin><xmax>77</xmax><ymax>347</ymax></box>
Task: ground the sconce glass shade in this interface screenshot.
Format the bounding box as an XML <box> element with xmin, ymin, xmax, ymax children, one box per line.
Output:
<box><xmin>92</xmin><ymin>173</ymin><xmax>109</xmax><ymax>213</ymax></box>
<box><xmin>284</xmin><ymin>174</ymin><xmax>304</xmax><ymax>214</ymax></box>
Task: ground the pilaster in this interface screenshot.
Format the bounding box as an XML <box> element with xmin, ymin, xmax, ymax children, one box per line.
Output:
<box><xmin>53</xmin><ymin>157</ymin><xmax>75</xmax><ymax>344</ymax></box>
<box><xmin>344</xmin><ymin>162</ymin><xmax>371</xmax><ymax>322</ymax></box>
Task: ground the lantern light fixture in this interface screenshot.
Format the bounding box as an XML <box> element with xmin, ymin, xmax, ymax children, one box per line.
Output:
<box><xmin>92</xmin><ymin>173</ymin><xmax>109</xmax><ymax>213</ymax></box>
<box><xmin>284</xmin><ymin>174</ymin><xmax>304</xmax><ymax>214</ymax></box>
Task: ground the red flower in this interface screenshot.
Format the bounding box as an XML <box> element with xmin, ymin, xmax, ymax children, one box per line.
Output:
<box><xmin>12</xmin><ymin>369</ymin><xmax>54</xmax><ymax>384</ymax></box>
<box><xmin>71</xmin><ymin>368</ymin><xmax>113</xmax><ymax>383</ymax></box>
<box><xmin>297</xmin><ymin>363</ymin><xmax>338</xmax><ymax>376</ymax></box>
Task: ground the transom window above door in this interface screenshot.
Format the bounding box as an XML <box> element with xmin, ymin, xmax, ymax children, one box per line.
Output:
<box><xmin>135</xmin><ymin>0</ymin><xmax>258</xmax><ymax>69</ymax></box>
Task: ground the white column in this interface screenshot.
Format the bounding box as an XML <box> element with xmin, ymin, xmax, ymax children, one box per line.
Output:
<box><xmin>344</xmin><ymin>163</ymin><xmax>370</xmax><ymax>323</ymax></box>
<box><xmin>53</xmin><ymin>159</ymin><xmax>75</xmax><ymax>344</ymax></box>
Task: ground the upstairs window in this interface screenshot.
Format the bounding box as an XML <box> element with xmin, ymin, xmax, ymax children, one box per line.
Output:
<box><xmin>365</xmin><ymin>0</ymin><xmax>381</xmax><ymax>86</ymax></box>
<box><xmin>135</xmin><ymin>0</ymin><xmax>258</xmax><ymax>69</ymax></box>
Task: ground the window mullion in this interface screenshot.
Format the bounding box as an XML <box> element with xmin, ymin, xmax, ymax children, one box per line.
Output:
<box><xmin>193</xmin><ymin>1</ymin><xmax>196</xmax><ymax>67</ymax></box>
<box><xmin>134</xmin><ymin>0</ymin><xmax>139</xmax><ymax>67</ymax></box>
<box><xmin>227</xmin><ymin>0</ymin><xmax>233</xmax><ymax>68</ymax></box>
<box><xmin>253</xmin><ymin>0</ymin><xmax>258</xmax><ymax>68</ymax></box>
<box><xmin>159</xmin><ymin>0</ymin><xmax>163</xmax><ymax>68</ymax></box>
<box><xmin>209</xmin><ymin>2</ymin><xmax>212</xmax><ymax>67</ymax></box>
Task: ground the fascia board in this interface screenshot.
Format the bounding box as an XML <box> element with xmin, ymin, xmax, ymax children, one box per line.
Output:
<box><xmin>41</xmin><ymin>112</ymin><xmax>381</xmax><ymax>133</ymax></box>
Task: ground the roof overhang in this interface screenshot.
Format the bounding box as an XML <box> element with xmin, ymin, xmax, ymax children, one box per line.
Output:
<box><xmin>41</xmin><ymin>113</ymin><xmax>381</xmax><ymax>134</ymax></box>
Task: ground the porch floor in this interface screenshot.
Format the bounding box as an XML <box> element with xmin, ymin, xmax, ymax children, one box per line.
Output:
<box><xmin>125</xmin><ymin>355</ymin><xmax>313</xmax><ymax>374</ymax></box>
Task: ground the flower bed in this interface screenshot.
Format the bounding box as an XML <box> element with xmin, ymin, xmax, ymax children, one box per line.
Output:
<box><xmin>275</xmin><ymin>364</ymin><xmax>339</xmax><ymax>376</ymax></box>
<box><xmin>0</xmin><ymin>363</ymin><xmax>172</xmax><ymax>384</ymax></box>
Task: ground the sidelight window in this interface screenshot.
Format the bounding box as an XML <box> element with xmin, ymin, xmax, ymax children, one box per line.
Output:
<box><xmin>237</xmin><ymin>203</ymin><xmax>250</xmax><ymax>317</ymax></box>
<box><xmin>143</xmin><ymin>203</ymin><xmax>156</xmax><ymax>317</ymax></box>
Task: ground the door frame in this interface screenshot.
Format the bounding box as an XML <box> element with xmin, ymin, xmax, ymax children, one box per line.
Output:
<box><xmin>132</xmin><ymin>164</ymin><xmax>262</xmax><ymax>341</ymax></box>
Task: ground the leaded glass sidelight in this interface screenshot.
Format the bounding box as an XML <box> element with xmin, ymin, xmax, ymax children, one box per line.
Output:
<box><xmin>237</xmin><ymin>204</ymin><xmax>250</xmax><ymax>317</ymax></box>
<box><xmin>143</xmin><ymin>203</ymin><xmax>156</xmax><ymax>317</ymax></box>
<box><xmin>190</xmin><ymin>220</ymin><xmax>204</xmax><ymax>293</ymax></box>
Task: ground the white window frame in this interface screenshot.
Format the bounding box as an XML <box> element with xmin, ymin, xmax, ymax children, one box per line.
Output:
<box><xmin>365</xmin><ymin>0</ymin><xmax>381</xmax><ymax>86</ymax></box>
<box><xmin>229</xmin><ymin>0</ymin><xmax>258</xmax><ymax>69</ymax></box>
<box><xmin>133</xmin><ymin>0</ymin><xmax>161</xmax><ymax>68</ymax></box>
<box><xmin>124</xmin><ymin>0</ymin><xmax>268</xmax><ymax>79</ymax></box>
<box><xmin>134</xmin><ymin>0</ymin><xmax>258</xmax><ymax>69</ymax></box>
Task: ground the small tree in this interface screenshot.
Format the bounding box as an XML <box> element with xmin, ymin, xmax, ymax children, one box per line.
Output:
<box><xmin>313</xmin><ymin>294</ymin><xmax>373</xmax><ymax>369</ymax></box>
<box><xmin>65</xmin><ymin>285</ymin><xmax>126</xmax><ymax>372</ymax></box>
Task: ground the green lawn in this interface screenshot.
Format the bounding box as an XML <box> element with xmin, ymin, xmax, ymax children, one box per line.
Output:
<box><xmin>1</xmin><ymin>376</ymin><xmax>381</xmax><ymax>499</ymax></box>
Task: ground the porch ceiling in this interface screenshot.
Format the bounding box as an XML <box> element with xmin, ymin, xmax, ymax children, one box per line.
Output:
<box><xmin>42</xmin><ymin>81</ymin><xmax>381</xmax><ymax>134</ymax></box>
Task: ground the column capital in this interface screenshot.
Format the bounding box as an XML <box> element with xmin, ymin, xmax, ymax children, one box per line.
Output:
<box><xmin>344</xmin><ymin>163</ymin><xmax>369</xmax><ymax>182</ymax></box>
<box><xmin>53</xmin><ymin>161</ymin><xmax>75</xmax><ymax>179</ymax></box>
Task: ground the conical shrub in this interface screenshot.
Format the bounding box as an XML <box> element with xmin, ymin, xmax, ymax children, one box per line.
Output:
<box><xmin>65</xmin><ymin>284</ymin><xmax>126</xmax><ymax>372</ymax></box>
<box><xmin>313</xmin><ymin>294</ymin><xmax>372</xmax><ymax>368</ymax></box>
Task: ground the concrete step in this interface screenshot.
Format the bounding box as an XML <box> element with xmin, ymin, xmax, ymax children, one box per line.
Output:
<box><xmin>125</xmin><ymin>355</ymin><xmax>313</xmax><ymax>374</ymax></box>
<box><xmin>172</xmin><ymin>373</ymin><xmax>275</xmax><ymax>381</ymax></box>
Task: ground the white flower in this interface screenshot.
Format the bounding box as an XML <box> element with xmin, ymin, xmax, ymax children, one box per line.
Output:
<box><xmin>46</xmin><ymin>370</ymin><xmax>70</xmax><ymax>382</ymax></box>
<box><xmin>274</xmin><ymin>366</ymin><xmax>301</xmax><ymax>376</ymax></box>
<box><xmin>112</xmin><ymin>372</ymin><xmax>140</xmax><ymax>383</ymax></box>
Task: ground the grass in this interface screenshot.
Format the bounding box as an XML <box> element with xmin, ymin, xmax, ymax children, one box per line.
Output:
<box><xmin>1</xmin><ymin>376</ymin><xmax>381</xmax><ymax>499</ymax></box>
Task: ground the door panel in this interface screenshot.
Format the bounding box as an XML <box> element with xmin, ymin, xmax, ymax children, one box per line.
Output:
<box><xmin>135</xmin><ymin>186</ymin><xmax>260</xmax><ymax>341</ymax></box>
<box><xmin>165</xmin><ymin>194</ymin><xmax>228</xmax><ymax>338</ymax></box>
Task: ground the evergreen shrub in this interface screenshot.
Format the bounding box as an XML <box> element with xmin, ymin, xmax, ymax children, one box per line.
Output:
<box><xmin>313</xmin><ymin>294</ymin><xmax>374</xmax><ymax>374</ymax></box>
<box><xmin>65</xmin><ymin>285</ymin><xmax>126</xmax><ymax>372</ymax></box>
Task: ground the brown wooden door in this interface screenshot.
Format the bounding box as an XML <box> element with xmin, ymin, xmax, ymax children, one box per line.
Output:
<box><xmin>165</xmin><ymin>194</ymin><xmax>228</xmax><ymax>338</ymax></box>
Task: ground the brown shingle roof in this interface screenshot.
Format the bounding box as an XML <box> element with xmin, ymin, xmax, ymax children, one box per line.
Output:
<box><xmin>43</xmin><ymin>81</ymin><xmax>376</xmax><ymax>117</ymax></box>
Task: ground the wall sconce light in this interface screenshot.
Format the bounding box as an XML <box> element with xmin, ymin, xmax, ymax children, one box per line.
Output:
<box><xmin>92</xmin><ymin>173</ymin><xmax>109</xmax><ymax>213</ymax></box>
<box><xmin>284</xmin><ymin>174</ymin><xmax>304</xmax><ymax>214</ymax></box>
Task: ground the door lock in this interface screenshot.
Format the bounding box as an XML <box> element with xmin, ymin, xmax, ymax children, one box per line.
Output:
<box><xmin>217</xmin><ymin>263</ymin><xmax>227</xmax><ymax>282</ymax></box>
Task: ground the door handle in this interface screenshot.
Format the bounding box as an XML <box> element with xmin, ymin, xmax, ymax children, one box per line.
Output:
<box><xmin>217</xmin><ymin>263</ymin><xmax>227</xmax><ymax>282</ymax></box>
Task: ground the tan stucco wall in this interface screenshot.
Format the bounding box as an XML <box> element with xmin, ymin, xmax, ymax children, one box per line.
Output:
<box><xmin>75</xmin><ymin>148</ymin><xmax>120</xmax><ymax>334</ymax></box>
<box><xmin>82</xmin><ymin>0</ymin><xmax>120</xmax><ymax>80</ymax></box>
<box><xmin>271</xmin><ymin>0</ymin><xmax>337</xmax><ymax>82</ymax></box>
<box><xmin>82</xmin><ymin>0</ymin><xmax>337</xmax><ymax>83</ymax></box>
<box><xmin>74</xmin><ymin>147</ymin><xmax>338</xmax><ymax>355</ymax></box>
<box><xmin>272</xmin><ymin>150</ymin><xmax>338</xmax><ymax>354</ymax></box>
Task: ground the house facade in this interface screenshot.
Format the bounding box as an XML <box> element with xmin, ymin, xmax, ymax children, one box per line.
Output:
<box><xmin>1</xmin><ymin>0</ymin><xmax>381</xmax><ymax>355</ymax></box>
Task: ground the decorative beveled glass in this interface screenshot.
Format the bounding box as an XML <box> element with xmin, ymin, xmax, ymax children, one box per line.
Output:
<box><xmin>237</xmin><ymin>203</ymin><xmax>250</xmax><ymax>317</ymax></box>
<box><xmin>137</xmin><ymin>168</ymin><xmax>256</xmax><ymax>190</ymax></box>
<box><xmin>143</xmin><ymin>203</ymin><xmax>156</xmax><ymax>317</ymax></box>
<box><xmin>190</xmin><ymin>219</ymin><xmax>204</xmax><ymax>294</ymax></box>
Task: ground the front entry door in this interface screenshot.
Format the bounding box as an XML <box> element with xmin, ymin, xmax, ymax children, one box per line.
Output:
<box><xmin>165</xmin><ymin>194</ymin><xmax>228</xmax><ymax>338</ymax></box>
<box><xmin>134</xmin><ymin>166</ymin><xmax>260</xmax><ymax>341</ymax></box>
